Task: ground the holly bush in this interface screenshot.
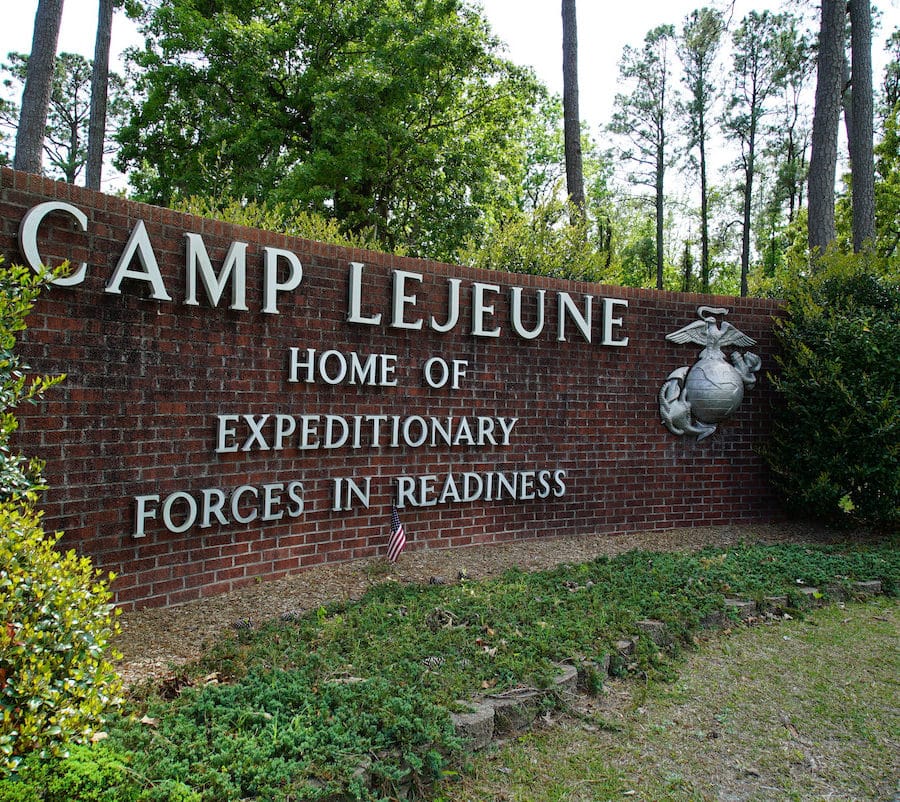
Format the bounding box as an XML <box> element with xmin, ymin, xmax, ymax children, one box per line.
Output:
<box><xmin>764</xmin><ymin>251</ymin><xmax>899</xmax><ymax>528</ymax></box>
<box><xmin>0</xmin><ymin>261</ymin><xmax>63</xmax><ymax>498</ymax></box>
<box><xmin>0</xmin><ymin>503</ymin><xmax>122</xmax><ymax>772</ymax></box>
<box><xmin>0</xmin><ymin>259</ymin><xmax>121</xmax><ymax>774</ymax></box>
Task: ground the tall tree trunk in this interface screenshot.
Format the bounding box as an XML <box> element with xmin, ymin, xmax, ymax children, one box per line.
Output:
<box><xmin>86</xmin><ymin>0</ymin><xmax>114</xmax><ymax>190</ymax></box>
<box><xmin>561</xmin><ymin>0</ymin><xmax>585</xmax><ymax>217</ymax></box>
<box><xmin>65</xmin><ymin>117</ymin><xmax>79</xmax><ymax>183</ymax></box>
<box><xmin>655</xmin><ymin>146</ymin><xmax>664</xmax><ymax>290</ymax></box>
<box><xmin>681</xmin><ymin>240</ymin><xmax>693</xmax><ymax>292</ymax></box>
<box><xmin>13</xmin><ymin>0</ymin><xmax>65</xmax><ymax>174</ymax></box>
<box><xmin>740</xmin><ymin>122</ymin><xmax>756</xmax><ymax>298</ymax></box>
<box><xmin>808</xmin><ymin>0</ymin><xmax>845</xmax><ymax>256</ymax></box>
<box><xmin>842</xmin><ymin>57</ymin><xmax>853</xmax><ymax>164</ymax></box>
<box><xmin>698</xmin><ymin>114</ymin><xmax>710</xmax><ymax>292</ymax></box>
<box><xmin>849</xmin><ymin>0</ymin><xmax>875</xmax><ymax>251</ymax></box>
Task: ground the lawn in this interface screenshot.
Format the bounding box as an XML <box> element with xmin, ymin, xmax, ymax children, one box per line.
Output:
<box><xmin>441</xmin><ymin>596</ymin><xmax>899</xmax><ymax>801</ymax></box>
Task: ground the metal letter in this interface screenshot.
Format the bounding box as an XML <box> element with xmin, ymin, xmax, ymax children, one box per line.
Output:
<box><xmin>347</xmin><ymin>262</ymin><xmax>382</xmax><ymax>325</ymax></box>
<box><xmin>391</xmin><ymin>269</ymin><xmax>424</xmax><ymax>329</ymax></box>
<box><xmin>184</xmin><ymin>233</ymin><xmax>249</xmax><ymax>310</ymax></box>
<box><xmin>262</xmin><ymin>247</ymin><xmax>303</xmax><ymax>314</ymax></box>
<box><xmin>106</xmin><ymin>220</ymin><xmax>172</xmax><ymax>300</ymax></box>
<box><xmin>18</xmin><ymin>201</ymin><xmax>88</xmax><ymax>286</ymax></box>
<box><xmin>510</xmin><ymin>287</ymin><xmax>545</xmax><ymax>339</ymax></box>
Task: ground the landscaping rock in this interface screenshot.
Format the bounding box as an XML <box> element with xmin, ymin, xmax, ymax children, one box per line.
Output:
<box><xmin>576</xmin><ymin>656</ymin><xmax>610</xmax><ymax>691</ymax></box>
<box><xmin>615</xmin><ymin>637</ymin><xmax>637</xmax><ymax>656</ymax></box>
<box><xmin>635</xmin><ymin>619</ymin><xmax>670</xmax><ymax>646</ymax></box>
<box><xmin>852</xmin><ymin>580</ymin><xmax>882</xmax><ymax>597</ymax></box>
<box><xmin>825</xmin><ymin>582</ymin><xmax>849</xmax><ymax>601</ymax></box>
<box><xmin>450</xmin><ymin>700</ymin><xmax>495</xmax><ymax>751</ymax></box>
<box><xmin>761</xmin><ymin>595</ymin><xmax>789</xmax><ymax>613</ymax></box>
<box><xmin>552</xmin><ymin>664</ymin><xmax>579</xmax><ymax>701</ymax></box>
<box><xmin>725</xmin><ymin>598</ymin><xmax>757</xmax><ymax>620</ymax></box>
<box><xmin>795</xmin><ymin>586</ymin><xmax>824</xmax><ymax>607</ymax></box>
<box><xmin>699</xmin><ymin>609</ymin><xmax>726</xmax><ymax>630</ymax></box>
<box><xmin>487</xmin><ymin>690</ymin><xmax>543</xmax><ymax>736</ymax></box>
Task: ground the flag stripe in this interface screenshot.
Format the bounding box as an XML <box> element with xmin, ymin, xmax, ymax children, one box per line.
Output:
<box><xmin>387</xmin><ymin>505</ymin><xmax>406</xmax><ymax>562</ymax></box>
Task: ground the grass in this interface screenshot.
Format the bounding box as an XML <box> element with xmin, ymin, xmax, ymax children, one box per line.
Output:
<box><xmin>2</xmin><ymin>539</ymin><xmax>897</xmax><ymax>801</ymax></box>
<box><xmin>442</xmin><ymin>597</ymin><xmax>899</xmax><ymax>802</ymax></box>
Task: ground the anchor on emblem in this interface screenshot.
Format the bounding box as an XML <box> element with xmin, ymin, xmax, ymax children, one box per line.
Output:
<box><xmin>659</xmin><ymin>306</ymin><xmax>761</xmax><ymax>441</ymax></box>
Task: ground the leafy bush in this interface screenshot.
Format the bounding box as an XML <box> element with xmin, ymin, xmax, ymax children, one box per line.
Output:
<box><xmin>457</xmin><ymin>197</ymin><xmax>612</xmax><ymax>282</ymax></box>
<box><xmin>0</xmin><ymin>743</ymin><xmax>200</xmax><ymax>802</ymax></box>
<box><xmin>0</xmin><ymin>744</ymin><xmax>133</xmax><ymax>802</ymax></box>
<box><xmin>112</xmin><ymin>670</ymin><xmax>456</xmax><ymax>802</ymax></box>
<box><xmin>0</xmin><ymin>496</ymin><xmax>123</xmax><ymax>772</ymax></box>
<box><xmin>763</xmin><ymin>252</ymin><xmax>899</xmax><ymax>528</ymax></box>
<box><xmin>175</xmin><ymin>196</ymin><xmax>403</xmax><ymax>255</ymax></box>
<box><xmin>0</xmin><ymin>261</ymin><xmax>63</xmax><ymax>498</ymax></box>
<box><xmin>0</xmin><ymin>259</ymin><xmax>122</xmax><ymax>774</ymax></box>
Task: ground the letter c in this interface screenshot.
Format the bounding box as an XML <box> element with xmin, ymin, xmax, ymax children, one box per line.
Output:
<box><xmin>18</xmin><ymin>201</ymin><xmax>88</xmax><ymax>286</ymax></box>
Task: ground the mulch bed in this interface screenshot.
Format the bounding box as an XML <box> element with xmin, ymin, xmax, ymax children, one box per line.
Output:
<box><xmin>113</xmin><ymin>521</ymin><xmax>863</xmax><ymax>685</ymax></box>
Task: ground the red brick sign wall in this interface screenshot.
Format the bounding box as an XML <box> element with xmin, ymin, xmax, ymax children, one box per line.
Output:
<box><xmin>0</xmin><ymin>168</ymin><xmax>783</xmax><ymax>609</ymax></box>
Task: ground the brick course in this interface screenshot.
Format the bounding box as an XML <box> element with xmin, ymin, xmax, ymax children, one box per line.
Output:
<box><xmin>1</xmin><ymin>167</ymin><xmax>783</xmax><ymax>609</ymax></box>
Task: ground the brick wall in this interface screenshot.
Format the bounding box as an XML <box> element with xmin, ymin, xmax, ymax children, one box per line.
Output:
<box><xmin>0</xmin><ymin>168</ymin><xmax>784</xmax><ymax>610</ymax></box>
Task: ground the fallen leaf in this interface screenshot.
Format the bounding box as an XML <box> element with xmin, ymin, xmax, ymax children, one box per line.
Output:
<box><xmin>140</xmin><ymin>715</ymin><xmax>159</xmax><ymax>728</ymax></box>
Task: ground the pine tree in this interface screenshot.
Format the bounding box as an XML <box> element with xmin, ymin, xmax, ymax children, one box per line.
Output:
<box><xmin>13</xmin><ymin>0</ymin><xmax>65</xmax><ymax>174</ymax></box>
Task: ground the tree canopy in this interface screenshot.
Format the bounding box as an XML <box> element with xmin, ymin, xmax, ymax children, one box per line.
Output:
<box><xmin>2</xmin><ymin>52</ymin><xmax>128</xmax><ymax>185</ymax></box>
<box><xmin>116</xmin><ymin>0</ymin><xmax>543</xmax><ymax>261</ymax></box>
<box><xmin>2</xmin><ymin>1</ymin><xmax>895</xmax><ymax>291</ymax></box>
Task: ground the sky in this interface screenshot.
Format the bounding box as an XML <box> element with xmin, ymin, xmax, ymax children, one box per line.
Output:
<box><xmin>2</xmin><ymin>0</ymin><xmax>899</xmax><ymax>192</ymax></box>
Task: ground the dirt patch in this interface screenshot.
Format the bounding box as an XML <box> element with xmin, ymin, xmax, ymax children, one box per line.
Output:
<box><xmin>113</xmin><ymin>522</ymin><xmax>857</xmax><ymax>685</ymax></box>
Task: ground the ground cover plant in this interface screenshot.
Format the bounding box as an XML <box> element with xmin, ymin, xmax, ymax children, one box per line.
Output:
<box><xmin>1</xmin><ymin>539</ymin><xmax>895</xmax><ymax>801</ymax></box>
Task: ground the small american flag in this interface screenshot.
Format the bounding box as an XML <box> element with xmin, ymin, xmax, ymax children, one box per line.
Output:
<box><xmin>387</xmin><ymin>505</ymin><xmax>406</xmax><ymax>563</ymax></box>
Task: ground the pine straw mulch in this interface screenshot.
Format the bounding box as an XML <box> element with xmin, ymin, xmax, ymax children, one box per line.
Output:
<box><xmin>112</xmin><ymin>521</ymin><xmax>866</xmax><ymax>686</ymax></box>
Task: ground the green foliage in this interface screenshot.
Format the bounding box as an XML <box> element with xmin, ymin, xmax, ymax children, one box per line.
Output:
<box><xmin>117</xmin><ymin>0</ymin><xmax>541</xmax><ymax>261</ymax></box>
<box><xmin>0</xmin><ymin>743</ymin><xmax>200</xmax><ymax>802</ymax></box>
<box><xmin>0</xmin><ymin>259</ymin><xmax>122</xmax><ymax>775</ymax></box>
<box><xmin>93</xmin><ymin>541</ymin><xmax>897</xmax><ymax>800</ymax></box>
<box><xmin>874</xmin><ymin>103</ymin><xmax>900</xmax><ymax>259</ymax></box>
<box><xmin>0</xmin><ymin>744</ymin><xmax>132</xmax><ymax>802</ymax></box>
<box><xmin>0</xmin><ymin>53</ymin><xmax>129</xmax><ymax>184</ymax></box>
<box><xmin>764</xmin><ymin>253</ymin><xmax>900</xmax><ymax>527</ymax></box>
<box><xmin>0</xmin><ymin>260</ymin><xmax>64</xmax><ymax>498</ymax></box>
<box><xmin>608</xmin><ymin>24</ymin><xmax>677</xmax><ymax>290</ymax></box>
<box><xmin>113</xmin><ymin>672</ymin><xmax>456</xmax><ymax>801</ymax></box>
<box><xmin>457</xmin><ymin>196</ymin><xmax>611</xmax><ymax>282</ymax></box>
<box><xmin>0</xmin><ymin>503</ymin><xmax>123</xmax><ymax>773</ymax></box>
<box><xmin>176</xmin><ymin>196</ymin><xmax>403</xmax><ymax>255</ymax></box>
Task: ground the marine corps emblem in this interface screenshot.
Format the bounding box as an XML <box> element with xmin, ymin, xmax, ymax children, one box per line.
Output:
<box><xmin>659</xmin><ymin>306</ymin><xmax>762</xmax><ymax>441</ymax></box>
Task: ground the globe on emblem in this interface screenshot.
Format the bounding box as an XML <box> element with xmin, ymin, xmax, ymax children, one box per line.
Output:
<box><xmin>683</xmin><ymin>357</ymin><xmax>745</xmax><ymax>424</ymax></box>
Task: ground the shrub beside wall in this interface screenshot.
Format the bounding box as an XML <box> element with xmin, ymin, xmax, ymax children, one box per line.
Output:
<box><xmin>0</xmin><ymin>504</ymin><xmax>121</xmax><ymax>773</ymax></box>
<box><xmin>765</xmin><ymin>254</ymin><xmax>899</xmax><ymax>529</ymax></box>
<box><xmin>0</xmin><ymin>257</ymin><xmax>121</xmax><ymax>774</ymax></box>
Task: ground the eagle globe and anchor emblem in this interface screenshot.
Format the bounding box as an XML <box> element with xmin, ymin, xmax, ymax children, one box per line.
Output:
<box><xmin>659</xmin><ymin>306</ymin><xmax>762</xmax><ymax>441</ymax></box>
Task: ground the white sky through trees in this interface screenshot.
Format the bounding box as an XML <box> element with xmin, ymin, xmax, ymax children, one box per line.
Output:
<box><xmin>2</xmin><ymin>0</ymin><xmax>898</xmax><ymax>203</ymax></box>
<box><xmin>4</xmin><ymin>0</ymin><xmax>897</xmax><ymax>135</ymax></box>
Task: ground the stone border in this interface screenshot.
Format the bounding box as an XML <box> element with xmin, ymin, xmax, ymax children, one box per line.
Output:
<box><xmin>450</xmin><ymin>580</ymin><xmax>886</xmax><ymax>751</ymax></box>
